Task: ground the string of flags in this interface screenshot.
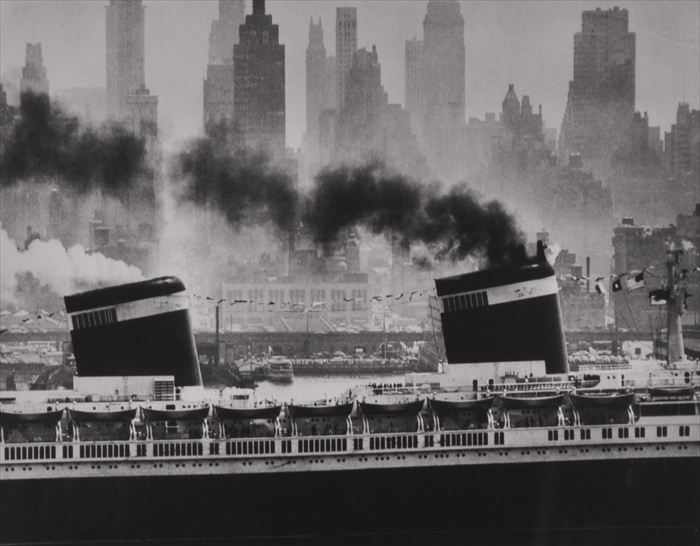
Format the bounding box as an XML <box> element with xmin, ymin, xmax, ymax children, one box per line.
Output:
<box><xmin>189</xmin><ymin>288</ymin><xmax>431</xmax><ymax>312</ymax></box>
<box><xmin>562</xmin><ymin>269</ymin><xmax>650</xmax><ymax>296</ymax></box>
<box><xmin>9</xmin><ymin>258</ymin><xmax>700</xmax><ymax>324</ymax></box>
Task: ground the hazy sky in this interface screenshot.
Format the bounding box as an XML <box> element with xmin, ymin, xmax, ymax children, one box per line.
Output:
<box><xmin>1</xmin><ymin>1</ymin><xmax>698</xmax><ymax>149</ymax></box>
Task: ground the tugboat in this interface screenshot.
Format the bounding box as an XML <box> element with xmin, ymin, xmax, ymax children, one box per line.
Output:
<box><xmin>0</xmin><ymin>243</ymin><xmax>698</xmax><ymax>545</ymax></box>
<box><xmin>267</xmin><ymin>355</ymin><xmax>294</xmax><ymax>383</ymax></box>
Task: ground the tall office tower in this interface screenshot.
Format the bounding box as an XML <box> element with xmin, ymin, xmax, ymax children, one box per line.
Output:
<box><xmin>408</xmin><ymin>0</ymin><xmax>466</xmax><ymax>182</ymax></box>
<box><xmin>664</xmin><ymin>103</ymin><xmax>700</xmax><ymax>179</ymax></box>
<box><xmin>233</xmin><ymin>0</ymin><xmax>285</xmax><ymax>156</ymax></box>
<box><xmin>340</xmin><ymin>46</ymin><xmax>387</xmax><ymax>147</ymax></box>
<box><xmin>335</xmin><ymin>7</ymin><xmax>357</xmax><ymax>113</ymax></box>
<box><xmin>126</xmin><ymin>85</ymin><xmax>158</xmax><ymax>142</ymax></box>
<box><xmin>203</xmin><ymin>0</ymin><xmax>246</xmax><ymax>137</ymax></box>
<box><xmin>20</xmin><ymin>43</ymin><xmax>49</xmax><ymax>96</ymax></box>
<box><xmin>209</xmin><ymin>0</ymin><xmax>245</xmax><ymax>64</ymax></box>
<box><xmin>306</xmin><ymin>17</ymin><xmax>327</xmax><ymax>143</ymax></box>
<box><xmin>559</xmin><ymin>7</ymin><xmax>635</xmax><ymax>173</ymax></box>
<box><xmin>421</xmin><ymin>0</ymin><xmax>465</xmax><ymax>131</ymax></box>
<box><xmin>106</xmin><ymin>0</ymin><xmax>145</xmax><ymax>120</ymax></box>
<box><xmin>404</xmin><ymin>38</ymin><xmax>423</xmax><ymax>136</ymax></box>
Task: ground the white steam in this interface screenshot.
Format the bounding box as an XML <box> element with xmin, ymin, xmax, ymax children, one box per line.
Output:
<box><xmin>0</xmin><ymin>224</ymin><xmax>143</xmax><ymax>305</ymax></box>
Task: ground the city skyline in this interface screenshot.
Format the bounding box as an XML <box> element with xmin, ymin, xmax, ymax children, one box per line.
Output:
<box><xmin>0</xmin><ymin>1</ymin><xmax>698</xmax><ymax>152</ymax></box>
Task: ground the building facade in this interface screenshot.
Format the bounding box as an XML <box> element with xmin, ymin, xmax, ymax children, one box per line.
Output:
<box><xmin>20</xmin><ymin>43</ymin><xmax>49</xmax><ymax>96</ymax></box>
<box><xmin>19</xmin><ymin>43</ymin><xmax>49</xmax><ymax>95</ymax></box>
<box><xmin>125</xmin><ymin>85</ymin><xmax>158</xmax><ymax>142</ymax></box>
<box><xmin>665</xmin><ymin>103</ymin><xmax>700</xmax><ymax>179</ymax></box>
<box><xmin>335</xmin><ymin>46</ymin><xmax>426</xmax><ymax>177</ymax></box>
<box><xmin>203</xmin><ymin>0</ymin><xmax>245</xmax><ymax>140</ymax></box>
<box><xmin>233</xmin><ymin>0</ymin><xmax>285</xmax><ymax>156</ymax></box>
<box><xmin>306</xmin><ymin>18</ymin><xmax>327</xmax><ymax>143</ymax></box>
<box><xmin>106</xmin><ymin>0</ymin><xmax>145</xmax><ymax>120</ymax></box>
<box><xmin>404</xmin><ymin>38</ymin><xmax>423</xmax><ymax>137</ymax></box>
<box><xmin>335</xmin><ymin>7</ymin><xmax>357</xmax><ymax>114</ymax></box>
<box><xmin>405</xmin><ymin>0</ymin><xmax>467</xmax><ymax>182</ymax></box>
<box><xmin>302</xmin><ymin>17</ymin><xmax>336</xmax><ymax>177</ymax></box>
<box><xmin>221</xmin><ymin>275</ymin><xmax>371</xmax><ymax>332</ymax></box>
<box><xmin>559</xmin><ymin>7</ymin><xmax>636</xmax><ymax>176</ymax></box>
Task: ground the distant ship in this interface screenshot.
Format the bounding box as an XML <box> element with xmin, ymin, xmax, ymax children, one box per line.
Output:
<box><xmin>267</xmin><ymin>355</ymin><xmax>294</xmax><ymax>383</ymax></box>
<box><xmin>0</xmin><ymin>242</ymin><xmax>698</xmax><ymax>544</ymax></box>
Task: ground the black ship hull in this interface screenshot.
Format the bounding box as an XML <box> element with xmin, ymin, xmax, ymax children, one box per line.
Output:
<box><xmin>2</xmin><ymin>457</ymin><xmax>699</xmax><ymax>545</ymax></box>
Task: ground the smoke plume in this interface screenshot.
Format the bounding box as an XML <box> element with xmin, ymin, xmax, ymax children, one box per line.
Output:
<box><xmin>0</xmin><ymin>225</ymin><xmax>143</xmax><ymax>306</ymax></box>
<box><xmin>173</xmin><ymin>138</ymin><xmax>298</xmax><ymax>233</ymax></box>
<box><xmin>0</xmin><ymin>92</ymin><xmax>149</xmax><ymax>196</ymax></box>
<box><xmin>304</xmin><ymin>161</ymin><xmax>527</xmax><ymax>267</ymax></box>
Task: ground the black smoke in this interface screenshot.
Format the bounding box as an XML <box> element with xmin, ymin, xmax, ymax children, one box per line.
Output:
<box><xmin>174</xmin><ymin>137</ymin><xmax>298</xmax><ymax>233</ymax></box>
<box><xmin>0</xmin><ymin>92</ymin><xmax>149</xmax><ymax>196</ymax></box>
<box><xmin>304</xmin><ymin>161</ymin><xmax>527</xmax><ymax>267</ymax></box>
<box><xmin>174</xmin><ymin>142</ymin><xmax>526</xmax><ymax>267</ymax></box>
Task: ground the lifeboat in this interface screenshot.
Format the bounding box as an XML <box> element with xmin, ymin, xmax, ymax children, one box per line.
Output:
<box><xmin>0</xmin><ymin>408</ymin><xmax>64</xmax><ymax>426</ymax></box>
<box><xmin>68</xmin><ymin>407</ymin><xmax>138</xmax><ymax>423</ymax></box>
<box><xmin>648</xmin><ymin>386</ymin><xmax>695</xmax><ymax>400</ymax></box>
<box><xmin>288</xmin><ymin>402</ymin><xmax>354</xmax><ymax>419</ymax></box>
<box><xmin>570</xmin><ymin>392</ymin><xmax>635</xmax><ymax>408</ymax></box>
<box><xmin>359</xmin><ymin>400</ymin><xmax>425</xmax><ymax>416</ymax></box>
<box><xmin>142</xmin><ymin>406</ymin><xmax>210</xmax><ymax>422</ymax></box>
<box><xmin>500</xmin><ymin>393</ymin><xmax>566</xmax><ymax>409</ymax></box>
<box><xmin>213</xmin><ymin>405</ymin><xmax>281</xmax><ymax>421</ymax></box>
<box><xmin>430</xmin><ymin>397</ymin><xmax>495</xmax><ymax>415</ymax></box>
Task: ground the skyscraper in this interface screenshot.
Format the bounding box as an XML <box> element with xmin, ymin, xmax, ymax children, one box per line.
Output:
<box><xmin>406</xmin><ymin>0</ymin><xmax>466</xmax><ymax>182</ymax></box>
<box><xmin>203</xmin><ymin>0</ymin><xmax>245</xmax><ymax>137</ymax></box>
<box><xmin>20</xmin><ymin>43</ymin><xmax>49</xmax><ymax>96</ymax></box>
<box><xmin>209</xmin><ymin>0</ymin><xmax>245</xmax><ymax>65</ymax></box>
<box><xmin>336</xmin><ymin>46</ymin><xmax>426</xmax><ymax>177</ymax></box>
<box><xmin>664</xmin><ymin>103</ymin><xmax>700</xmax><ymax>179</ymax></box>
<box><xmin>126</xmin><ymin>84</ymin><xmax>158</xmax><ymax>142</ymax></box>
<box><xmin>105</xmin><ymin>0</ymin><xmax>145</xmax><ymax>120</ymax></box>
<box><xmin>306</xmin><ymin>17</ymin><xmax>327</xmax><ymax>143</ymax></box>
<box><xmin>233</xmin><ymin>0</ymin><xmax>285</xmax><ymax>156</ymax></box>
<box><xmin>302</xmin><ymin>17</ymin><xmax>337</xmax><ymax>176</ymax></box>
<box><xmin>335</xmin><ymin>7</ymin><xmax>357</xmax><ymax>113</ymax></box>
<box><xmin>404</xmin><ymin>38</ymin><xmax>423</xmax><ymax>136</ymax></box>
<box><xmin>421</xmin><ymin>0</ymin><xmax>465</xmax><ymax>131</ymax></box>
<box><xmin>559</xmin><ymin>7</ymin><xmax>636</xmax><ymax>173</ymax></box>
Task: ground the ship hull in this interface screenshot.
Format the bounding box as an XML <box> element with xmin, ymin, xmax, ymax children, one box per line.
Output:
<box><xmin>1</xmin><ymin>457</ymin><xmax>699</xmax><ymax>545</ymax></box>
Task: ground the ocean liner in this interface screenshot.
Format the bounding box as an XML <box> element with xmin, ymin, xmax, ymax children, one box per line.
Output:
<box><xmin>0</xmin><ymin>242</ymin><xmax>699</xmax><ymax>545</ymax></box>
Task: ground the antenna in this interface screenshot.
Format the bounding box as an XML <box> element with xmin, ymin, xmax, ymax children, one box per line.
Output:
<box><xmin>666</xmin><ymin>247</ymin><xmax>686</xmax><ymax>366</ymax></box>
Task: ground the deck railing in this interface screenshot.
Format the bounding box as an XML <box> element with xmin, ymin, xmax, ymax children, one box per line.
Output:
<box><xmin>0</xmin><ymin>420</ymin><xmax>698</xmax><ymax>465</ymax></box>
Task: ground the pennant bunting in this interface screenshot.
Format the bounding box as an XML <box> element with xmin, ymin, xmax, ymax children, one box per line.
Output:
<box><xmin>626</xmin><ymin>270</ymin><xmax>645</xmax><ymax>290</ymax></box>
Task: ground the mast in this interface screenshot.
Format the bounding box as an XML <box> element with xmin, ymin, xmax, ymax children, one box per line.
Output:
<box><xmin>666</xmin><ymin>248</ymin><xmax>685</xmax><ymax>366</ymax></box>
